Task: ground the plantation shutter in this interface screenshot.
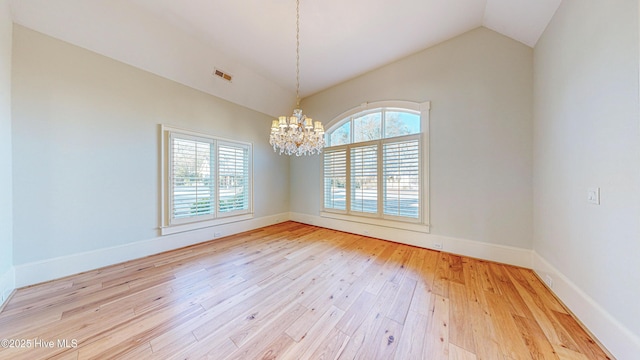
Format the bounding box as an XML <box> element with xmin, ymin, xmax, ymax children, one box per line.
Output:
<box><xmin>350</xmin><ymin>144</ymin><xmax>378</xmax><ymax>214</ymax></box>
<box><xmin>320</xmin><ymin>104</ymin><xmax>428</xmax><ymax>228</ymax></box>
<box><xmin>323</xmin><ymin>149</ymin><xmax>347</xmax><ymax>210</ymax></box>
<box><xmin>217</xmin><ymin>142</ymin><xmax>250</xmax><ymax>214</ymax></box>
<box><xmin>170</xmin><ymin>134</ymin><xmax>215</xmax><ymax>223</ymax></box>
<box><xmin>383</xmin><ymin>138</ymin><xmax>420</xmax><ymax>219</ymax></box>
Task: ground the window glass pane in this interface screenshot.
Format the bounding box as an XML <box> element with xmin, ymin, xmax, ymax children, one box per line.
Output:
<box><xmin>218</xmin><ymin>144</ymin><xmax>249</xmax><ymax>213</ymax></box>
<box><xmin>384</xmin><ymin>111</ymin><xmax>420</xmax><ymax>138</ymax></box>
<box><xmin>329</xmin><ymin>121</ymin><xmax>350</xmax><ymax>146</ymax></box>
<box><xmin>353</xmin><ymin>112</ymin><xmax>382</xmax><ymax>143</ymax></box>
<box><xmin>383</xmin><ymin>139</ymin><xmax>420</xmax><ymax>219</ymax></box>
<box><xmin>323</xmin><ymin>150</ymin><xmax>347</xmax><ymax>210</ymax></box>
<box><xmin>350</xmin><ymin>145</ymin><xmax>378</xmax><ymax>213</ymax></box>
<box><xmin>171</xmin><ymin>137</ymin><xmax>214</xmax><ymax>219</ymax></box>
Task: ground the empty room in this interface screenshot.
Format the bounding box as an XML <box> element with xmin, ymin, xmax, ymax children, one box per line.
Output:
<box><xmin>0</xmin><ymin>0</ymin><xmax>638</xmax><ymax>359</ymax></box>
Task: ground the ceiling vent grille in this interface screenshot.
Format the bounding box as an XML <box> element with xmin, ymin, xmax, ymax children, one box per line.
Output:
<box><xmin>213</xmin><ymin>68</ymin><xmax>233</xmax><ymax>82</ymax></box>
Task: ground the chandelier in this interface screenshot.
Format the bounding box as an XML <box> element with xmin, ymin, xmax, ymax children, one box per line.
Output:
<box><xmin>270</xmin><ymin>0</ymin><xmax>324</xmax><ymax>156</ymax></box>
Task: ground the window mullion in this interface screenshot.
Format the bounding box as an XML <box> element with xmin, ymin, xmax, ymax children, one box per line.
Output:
<box><xmin>381</xmin><ymin>110</ymin><xmax>386</xmax><ymax>139</ymax></box>
<box><xmin>212</xmin><ymin>139</ymin><xmax>218</xmax><ymax>219</ymax></box>
<box><xmin>168</xmin><ymin>133</ymin><xmax>175</xmax><ymax>225</ymax></box>
<box><xmin>350</xmin><ymin>117</ymin><xmax>354</xmax><ymax>144</ymax></box>
<box><xmin>345</xmin><ymin>145</ymin><xmax>351</xmax><ymax>214</ymax></box>
<box><xmin>377</xmin><ymin>141</ymin><xmax>383</xmax><ymax>218</ymax></box>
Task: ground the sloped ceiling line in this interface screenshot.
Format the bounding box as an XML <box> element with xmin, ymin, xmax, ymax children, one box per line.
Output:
<box><xmin>9</xmin><ymin>0</ymin><xmax>561</xmax><ymax>116</ymax></box>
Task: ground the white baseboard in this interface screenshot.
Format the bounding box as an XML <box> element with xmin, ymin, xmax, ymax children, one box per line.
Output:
<box><xmin>289</xmin><ymin>212</ymin><xmax>532</xmax><ymax>268</ymax></box>
<box><xmin>0</xmin><ymin>266</ymin><xmax>15</xmax><ymax>307</ymax></box>
<box><xmin>15</xmin><ymin>213</ymin><xmax>290</xmax><ymax>287</ymax></box>
<box><xmin>532</xmin><ymin>252</ymin><xmax>640</xmax><ymax>359</ymax></box>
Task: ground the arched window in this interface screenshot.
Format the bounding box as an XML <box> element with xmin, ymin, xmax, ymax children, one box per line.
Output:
<box><xmin>322</xmin><ymin>101</ymin><xmax>430</xmax><ymax>232</ymax></box>
<box><xmin>327</xmin><ymin>108</ymin><xmax>420</xmax><ymax>146</ymax></box>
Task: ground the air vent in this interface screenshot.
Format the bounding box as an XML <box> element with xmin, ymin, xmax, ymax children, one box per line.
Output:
<box><xmin>213</xmin><ymin>68</ymin><xmax>233</xmax><ymax>82</ymax></box>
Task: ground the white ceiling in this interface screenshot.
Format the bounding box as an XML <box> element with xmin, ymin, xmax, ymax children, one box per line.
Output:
<box><xmin>9</xmin><ymin>0</ymin><xmax>561</xmax><ymax>115</ymax></box>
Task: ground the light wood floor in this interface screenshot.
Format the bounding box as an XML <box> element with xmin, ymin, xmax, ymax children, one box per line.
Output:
<box><xmin>0</xmin><ymin>222</ymin><xmax>611</xmax><ymax>359</ymax></box>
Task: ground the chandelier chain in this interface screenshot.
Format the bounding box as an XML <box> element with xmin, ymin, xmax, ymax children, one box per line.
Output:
<box><xmin>295</xmin><ymin>0</ymin><xmax>300</xmax><ymax>107</ymax></box>
<box><xmin>269</xmin><ymin>0</ymin><xmax>324</xmax><ymax>156</ymax></box>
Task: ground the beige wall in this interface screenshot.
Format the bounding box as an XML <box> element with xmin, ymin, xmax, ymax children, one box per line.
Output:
<box><xmin>11</xmin><ymin>25</ymin><xmax>290</xmax><ymax>266</ymax></box>
<box><xmin>292</xmin><ymin>27</ymin><xmax>534</xmax><ymax>249</ymax></box>
<box><xmin>0</xmin><ymin>0</ymin><xmax>13</xmax><ymax>302</ymax></box>
<box><xmin>533</xmin><ymin>0</ymin><xmax>640</xmax><ymax>351</ymax></box>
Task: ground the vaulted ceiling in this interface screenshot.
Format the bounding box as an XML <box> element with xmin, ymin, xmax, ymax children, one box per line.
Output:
<box><xmin>9</xmin><ymin>0</ymin><xmax>561</xmax><ymax>116</ymax></box>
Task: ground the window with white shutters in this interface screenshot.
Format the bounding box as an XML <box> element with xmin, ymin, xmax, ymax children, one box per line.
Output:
<box><xmin>161</xmin><ymin>126</ymin><xmax>252</xmax><ymax>234</ymax></box>
<box><xmin>324</xmin><ymin>149</ymin><xmax>347</xmax><ymax>211</ymax></box>
<box><xmin>350</xmin><ymin>144</ymin><xmax>378</xmax><ymax>214</ymax></box>
<box><xmin>217</xmin><ymin>142</ymin><xmax>250</xmax><ymax>215</ymax></box>
<box><xmin>170</xmin><ymin>134</ymin><xmax>215</xmax><ymax>224</ymax></box>
<box><xmin>383</xmin><ymin>137</ymin><xmax>420</xmax><ymax>219</ymax></box>
<box><xmin>321</xmin><ymin>101</ymin><xmax>429</xmax><ymax>229</ymax></box>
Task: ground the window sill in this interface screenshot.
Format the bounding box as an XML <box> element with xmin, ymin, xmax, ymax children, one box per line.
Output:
<box><xmin>161</xmin><ymin>213</ymin><xmax>254</xmax><ymax>236</ymax></box>
<box><xmin>320</xmin><ymin>211</ymin><xmax>429</xmax><ymax>233</ymax></box>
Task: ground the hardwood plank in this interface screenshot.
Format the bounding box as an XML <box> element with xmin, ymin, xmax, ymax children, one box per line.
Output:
<box><xmin>393</xmin><ymin>310</ymin><xmax>428</xmax><ymax>360</ymax></box>
<box><xmin>553</xmin><ymin>310</ymin><xmax>612</xmax><ymax>360</ymax></box>
<box><xmin>520</xmin><ymin>268</ymin><xmax>567</xmax><ymax>313</ymax></box>
<box><xmin>191</xmin><ymin>280</ymin><xmax>292</xmax><ymax>341</ymax></box>
<box><xmin>506</xmin><ymin>266</ymin><xmax>582</xmax><ymax>353</ymax></box>
<box><xmin>76</xmin><ymin>302</ymin><xmax>204</xmax><ymax>359</ymax></box>
<box><xmin>512</xmin><ymin>314</ymin><xmax>559</xmax><ymax>360</ymax></box>
<box><xmin>334</xmin><ymin>290</ymin><xmax>377</xmax><ymax>336</ymax></box>
<box><xmin>447</xmin><ymin>254</ymin><xmax>466</xmax><ymax>285</ymax></box>
<box><xmin>225</xmin><ymin>303</ymin><xmax>306</xmax><ymax>360</ymax></box>
<box><xmin>227</xmin><ymin>288</ymin><xmax>307</xmax><ymax>347</ymax></box>
<box><xmin>362</xmin><ymin>243</ymin><xmax>402</xmax><ymax>294</ymax></box>
<box><xmin>432</xmin><ymin>253</ymin><xmax>452</xmax><ymax>297</ymax></box>
<box><xmin>449</xmin><ymin>343</ymin><xmax>477</xmax><ymax>360</ymax></box>
<box><xmin>280</xmin><ymin>306</ymin><xmax>344</xmax><ymax>359</ymax></box>
<box><xmin>476</xmin><ymin>260</ymin><xmax>500</xmax><ymax>295</ymax></box>
<box><xmin>336</xmin><ymin>281</ymin><xmax>397</xmax><ymax>337</ymax></box>
<box><xmin>355</xmin><ymin>316</ymin><xmax>403</xmax><ymax>359</ymax></box>
<box><xmin>488</xmin><ymin>263</ymin><xmax>533</xmax><ymax>319</ymax></box>
<box><xmin>553</xmin><ymin>345</ymin><xmax>592</xmax><ymax>360</ymax></box>
<box><xmin>386</xmin><ymin>275</ymin><xmax>417</xmax><ymax>324</ymax></box>
<box><xmin>337</xmin><ymin>289</ymin><xmax>400</xmax><ymax>359</ymax></box>
<box><xmin>484</xmin><ymin>290</ymin><xmax>531</xmax><ymax>358</ymax></box>
<box><xmin>423</xmin><ymin>294</ymin><xmax>450</xmax><ymax>360</ymax></box>
<box><xmin>460</xmin><ymin>258</ymin><xmax>503</xmax><ymax>360</ymax></box>
<box><xmin>333</xmin><ymin>247</ymin><xmax>387</xmax><ymax>311</ymax></box>
<box><xmin>47</xmin><ymin>350</ymin><xmax>79</xmax><ymax>360</ymax></box>
<box><xmin>150</xmin><ymin>281</ymin><xmax>266</xmax><ymax>353</ymax></box>
<box><xmin>388</xmin><ymin>246</ymin><xmax>413</xmax><ymax>284</ymax></box>
<box><xmin>0</xmin><ymin>222</ymin><xmax>610</xmax><ymax>360</ymax></box>
<box><xmin>403</xmin><ymin>247</ymin><xmax>426</xmax><ymax>281</ymax></box>
<box><xmin>408</xmin><ymin>277</ymin><xmax>434</xmax><ymax>316</ymax></box>
<box><xmin>448</xmin><ymin>282</ymin><xmax>475</xmax><ymax>354</ymax></box>
<box><xmin>308</xmin><ymin>327</ymin><xmax>350</xmax><ymax>360</ymax></box>
<box><xmin>285</xmin><ymin>272</ymin><xmax>348</xmax><ymax>342</ymax></box>
<box><xmin>166</xmin><ymin>335</ymin><xmax>237</xmax><ymax>360</ymax></box>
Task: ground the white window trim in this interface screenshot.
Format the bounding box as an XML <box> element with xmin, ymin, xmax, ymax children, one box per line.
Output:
<box><xmin>160</xmin><ymin>124</ymin><xmax>253</xmax><ymax>236</ymax></box>
<box><xmin>321</xmin><ymin>100</ymin><xmax>430</xmax><ymax>233</ymax></box>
